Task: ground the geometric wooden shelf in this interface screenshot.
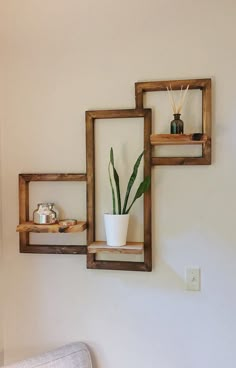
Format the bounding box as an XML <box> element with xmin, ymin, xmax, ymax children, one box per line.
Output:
<box><xmin>150</xmin><ymin>134</ymin><xmax>208</xmax><ymax>146</ymax></box>
<box><xmin>86</xmin><ymin>108</ymin><xmax>152</xmax><ymax>272</ymax></box>
<box><xmin>17</xmin><ymin>77</ymin><xmax>212</xmax><ymax>271</ymax></box>
<box><xmin>16</xmin><ymin>221</ymin><xmax>87</xmax><ymax>233</ymax></box>
<box><xmin>135</xmin><ymin>78</ymin><xmax>212</xmax><ymax>166</ymax></box>
<box><xmin>88</xmin><ymin>241</ymin><xmax>144</xmax><ymax>255</ymax></box>
<box><xmin>18</xmin><ymin>173</ymin><xmax>87</xmax><ymax>255</ymax></box>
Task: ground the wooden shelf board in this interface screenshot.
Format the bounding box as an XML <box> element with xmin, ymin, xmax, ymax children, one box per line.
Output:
<box><xmin>16</xmin><ymin>221</ymin><xmax>87</xmax><ymax>233</ymax></box>
<box><xmin>88</xmin><ymin>241</ymin><xmax>144</xmax><ymax>255</ymax></box>
<box><xmin>150</xmin><ymin>134</ymin><xmax>208</xmax><ymax>146</ymax></box>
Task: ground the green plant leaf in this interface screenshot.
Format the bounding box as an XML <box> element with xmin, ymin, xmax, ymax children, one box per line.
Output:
<box><xmin>110</xmin><ymin>147</ymin><xmax>114</xmax><ymax>165</ymax></box>
<box><xmin>122</xmin><ymin>151</ymin><xmax>144</xmax><ymax>214</ymax></box>
<box><xmin>108</xmin><ymin>161</ymin><xmax>116</xmax><ymax>214</ymax></box>
<box><xmin>110</xmin><ymin>147</ymin><xmax>121</xmax><ymax>214</ymax></box>
<box><xmin>125</xmin><ymin>176</ymin><xmax>151</xmax><ymax>214</ymax></box>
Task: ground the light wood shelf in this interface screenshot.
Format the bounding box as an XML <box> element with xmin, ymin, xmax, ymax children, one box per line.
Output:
<box><xmin>88</xmin><ymin>241</ymin><xmax>144</xmax><ymax>255</ymax></box>
<box><xmin>150</xmin><ymin>134</ymin><xmax>208</xmax><ymax>146</ymax></box>
<box><xmin>16</xmin><ymin>221</ymin><xmax>87</xmax><ymax>233</ymax></box>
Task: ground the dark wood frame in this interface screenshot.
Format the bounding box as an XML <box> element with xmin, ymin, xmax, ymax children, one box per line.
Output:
<box><xmin>19</xmin><ymin>173</ymin><xmax>87</xmax><ymax>254</ymax></box>
<box><xmin>86</xmin><ymin>109</ymin><xmax>152</xmax><ymax>271</ymax></box>
<box><xmin>17</xmin><ymin>78</ymin><xmax>212</xmax><ymax>271</ymax></box>
<box><xmin>135</xmin><ymin>78</ymin><xmax>212</xmax><ymax>165</ymax></box>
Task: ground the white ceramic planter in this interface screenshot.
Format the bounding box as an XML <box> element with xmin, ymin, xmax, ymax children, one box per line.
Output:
<box><xmin>104</xmin><ymin>213</ymin><xmax>130</xmax><ymax>246</ymax></box>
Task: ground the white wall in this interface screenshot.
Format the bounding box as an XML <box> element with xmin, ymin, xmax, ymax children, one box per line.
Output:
<box><xmin>0</xmin><ymin>171</ymin><xmax>3</xmax><ymax>366</ymax></box>
<box><xmin>1</xmin><ymin>0</ymin><xmax>236</xmax><ymax>367</ymax></box>
<box><xmin>0</xmin><ymin>20</ymin><xmax>4</xmax><ymax>365</ymax></box>
<box><xmin>0</xmin><ymin>182</ymin><xmax>3</xmax><ymax>367</ymax></box>
<box><xmin>0</xmin><ymin>224</ymin><xmax>3</xmax><ymax>367</ymax></box>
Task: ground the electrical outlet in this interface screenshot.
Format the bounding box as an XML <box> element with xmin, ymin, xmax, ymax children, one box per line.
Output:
<box><xmin>186</xmin><ymin>268</ymin><xmax>200</xmax><ymax>291</ymax></box>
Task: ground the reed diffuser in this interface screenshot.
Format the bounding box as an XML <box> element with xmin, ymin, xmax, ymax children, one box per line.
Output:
<box><xmin>167</xmin><ymin>84</ymin><xmax>189</xmax><ymax>134</ymax></box>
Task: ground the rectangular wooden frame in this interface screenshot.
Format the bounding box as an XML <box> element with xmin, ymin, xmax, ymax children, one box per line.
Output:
<box><xmin>86</xmin><ymin>109</ymin><xmax>152</xmax><ymax>271</ymax></box>
<box><xmin>135</xmin><ymin>78</ymin><xmax>212</xmax><ymax>165</ymax></box>
<box><xmin>19</xmin><ymin>173</ymin><xmax>87</xmax><ymax>254</ymax></box>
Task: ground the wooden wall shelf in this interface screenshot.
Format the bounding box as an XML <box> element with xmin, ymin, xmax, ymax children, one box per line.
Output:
<box><xmin>18</xmin><ymin>173</ymin><xmax>87</xmax><ymax>254</ymax></box>
<box><xmin>17</xmin><ymin>221</ymin><xmax>87</xmax><ymax>233</ymax></box>
<box><xmin>86</xmin><ymin>108</ymin><xmax>152</xmax><ymax>272</ymax></box>
<box><xmin>17</xmin><ymin>77</ymin><xmax>212</xmax><ymax>271</ymax></box>
<box><xmin>150</xmin><ymin>134</ymin><xmax>208</xmax><ymax>146</ymax></box>
<box><xmin>135</xmin><ymin>78</ymin><xmax>212</xmax><ymax>165</ymax></box>
<box><xmin>88</xmin><ymin>242</ymin><xmax>144</xmax><ymax>255</ymax></box>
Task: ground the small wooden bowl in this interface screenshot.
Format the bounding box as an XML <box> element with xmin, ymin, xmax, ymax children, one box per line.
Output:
<box><xmin>59</xmin><ymin>219</ymin><xmax>77</xmax><ymax>226</ymax></box>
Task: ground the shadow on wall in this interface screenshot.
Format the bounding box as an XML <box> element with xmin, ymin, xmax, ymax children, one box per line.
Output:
<box><xmin>87</xmin><ymin>341</ymin><xmax>108</xmax><ymax>368</ymax></box>
<box><xmin>0</xmin><ymin>349</ymin><xmax>4</xmax><ymax>366</ymax></box>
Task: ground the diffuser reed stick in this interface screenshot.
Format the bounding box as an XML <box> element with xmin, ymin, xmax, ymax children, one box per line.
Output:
<box><xmin>167</xmin><ymin>84</ymin><xmax>189</xmax><ymax>114</ymax></box>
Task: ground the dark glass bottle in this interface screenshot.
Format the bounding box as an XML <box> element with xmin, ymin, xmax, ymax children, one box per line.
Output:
<box><xmin>170</xmin><ymin>113</ymin><xmax>184</xmax><ymax>134</ymax></box>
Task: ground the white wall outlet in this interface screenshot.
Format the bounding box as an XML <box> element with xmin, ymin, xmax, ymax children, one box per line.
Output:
<box><xmin>185</xmin><ymin>268</ymin><xmax>200</xmax><ymax>291</ymax></box>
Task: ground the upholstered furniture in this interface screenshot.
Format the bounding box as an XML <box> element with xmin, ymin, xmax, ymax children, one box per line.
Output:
<box><xmin>4</xmin><ymin>342</ymin><xmax>92</xmax><ymax>368</ymax></box>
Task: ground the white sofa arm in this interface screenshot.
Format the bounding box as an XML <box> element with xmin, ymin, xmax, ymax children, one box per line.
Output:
<box><xmin>4</xmin><ymin>342</ymin><xmax>92</xmax><ymax>368</ymax></box>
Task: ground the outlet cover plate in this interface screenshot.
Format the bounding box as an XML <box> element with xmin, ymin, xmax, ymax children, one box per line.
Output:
<box><xmin>186</xmin><ymin>268</ymin><xmax>200</xmax><ymax>291</ymax></box>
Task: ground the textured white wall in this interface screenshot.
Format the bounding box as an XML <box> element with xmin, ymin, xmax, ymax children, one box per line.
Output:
<box><xmin>1</xmin><ymin>0</ymin><xmax>236</xmax><ymax>367</ymax></box>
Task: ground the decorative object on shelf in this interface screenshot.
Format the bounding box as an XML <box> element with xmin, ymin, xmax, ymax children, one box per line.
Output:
<box><xmin>104</xmin><ymin>213</ymin><xmax>129</xmax><ymax>246</ymax></box>
<box><xmin>33</xmin><ymin>203</ymin><xmax>58</xmax><ymax>225</ymax></box>
<box><xmin>170</xmin><ymin>113</ymin><xmax>184</xmax><ymax>134</ymax></box>
<box><xmin>135</xmin><ymin>78</ymin><xmax>212</xmax><ymax>165</ymax></box>
<box><xmin>18</xmin><ymin>173</ymin><xmax>87</xmax><ymax>254</ymax></box>
<box><xmin>59</xmin><ymin>219</ymin><xmax>77</xmax><ymax>226</ymax></box>
<box><xmin>167</xmin><ymin>84</ymin><xmax>189</xmax><ymax>134</ymax></box>
<box><xmin>104</xmin><ymin>147</ymin><xmax>151</xmax><ymax>246</ymax></box>
<box><xmin>192</xmin><ymin>133</ymin><xmax>204</xmax><ymax>141</ymax></box>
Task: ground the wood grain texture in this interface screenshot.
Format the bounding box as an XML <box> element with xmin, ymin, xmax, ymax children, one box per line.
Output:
<box><xmin>19</xmin><ymin>175</ymin><xmax>29</xmax><ymax>252</ymax></box>
<box><xmin>150</xmin><ymin>134</ymin><xmax>208</xmax><ymax>145</ymax></box>
<box><xmin>20</xmin><ymin>245</ymin><xmax>87</xmax><ymax>255</ymax></box>
<box><xmin>88</xmin><ymin>241</ymin><xmax>144</xmax><ymax>254</ymax></box>
<box><xmin>152</xmin><ymin>155</ymin><xmax>211</xmax><ymax>166</ymax></box>
<box><xmin>202</xmin><ymin>79</ymin><xmax>212</xmax><ymax>164</ymax></box>
<box><xmin>85</xmin><ymin>108</ymin><xmax>152</xmax><ymax>271</ymax></box>
<box><xmin>86</xmin><ymin>109</ymin><xmax>148</xmax><ymax>119</ymax></box>
<box><xmin>17</xmin><ymin>221</ymin><xmax>87</xmax><ymax>233</ymax></box>
<box><xmin>87</xmin><ymin>260</ymin><xmax>149</xmax><ymax>272</ymax></box>
<box><xmin>202</xmin><ymin>138</ymin><xmax>211</xmax><ymax>164</ymax></box>
<box><xmin>20</xmin><ymin>173</ymin><xmax>87</xmax><ymax>182</ymax></box>
<box><xmin>135</xmin><ymin>78</ymin><xmax>211</xmax><ymax>99</ymax></box>
<box><xmin>86</xmin><ymin>111</ymin><xmax>96</xmax><ymax>268</ymax></box>
<box><xmin>143</xmin><ymin>109</ymin><xmax>152</xmax><ymax>271</ymax></box>
<box><xmin>18</xmin><ymin>173</ymin><xmax>87</xmax><ymax>254</ymax></box>
<box><xmin>86</xmin><ymin>111</ymin><xmax>95</xmax><ymax>268</ymax></box>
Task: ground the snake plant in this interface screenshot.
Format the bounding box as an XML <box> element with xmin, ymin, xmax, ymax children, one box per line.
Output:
<box><xmin>108</xmin><ymin>147</ymin><xmax>150</xmax><ymax>214</ymax></box>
